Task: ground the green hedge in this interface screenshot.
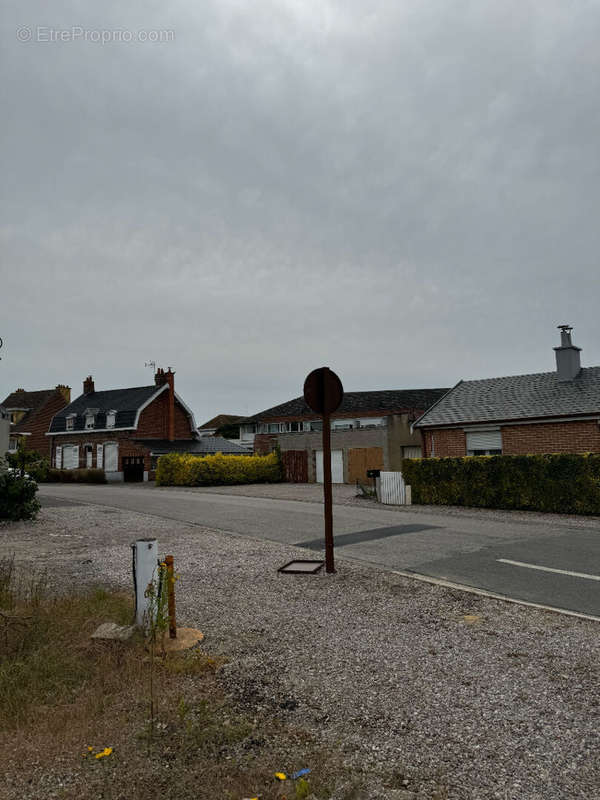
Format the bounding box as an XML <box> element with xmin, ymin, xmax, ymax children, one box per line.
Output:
<box><xmin>0</xmin><ymin>472</ymin><xmax>40</xmax><ymax>521</ymax></box>
<box><xmin>156</xmin><ymin>452</ymin><xmax>282</xmax><ymax>487</ymax></box>
<box><xmin>401</xmin><ymin>453</ymin><xmax>600</xmax><ymax>515</ymax></box>
<box><xmin>46</xmin><ymin>468</ymin><xmax>107</xmax><ymax>484</ymax></box>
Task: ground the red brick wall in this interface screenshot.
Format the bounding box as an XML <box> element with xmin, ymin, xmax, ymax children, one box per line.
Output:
<box><xmin>502</xmin><ymin>420</ymin><xmax>600</xmax><ymax>455</ymax></box>
<box><xmin>254</xmin><ymin>433</ymin><xmax>277</xmax><ymax>454</ymax></box>
<box><xmin>137</xmin><ymin>393</ymin><xmax>192</xmax><ymax>439</ymax></box>
<box><xmin>421</xmin><ymin>420</ymin><xmax>600</xmax><ymax>457</ymax></box>
<box><xmin>21</xmin><ymin>392</ymin><xmax>69</xmax><ymax>459</ymax></box>
<box><xmin>50</xmin><ymin>432</ymin><xmax>151</xmax><ymax>472</ymax></box>
<box><xmin>422</xmin><ymin>428</ymin><xmax>466</xmax><ymax>457</ymax></box>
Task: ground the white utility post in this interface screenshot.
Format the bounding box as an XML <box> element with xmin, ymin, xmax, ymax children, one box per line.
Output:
<box><xmin>133</xmin><ymin>538</ymin><xmax>158</xmax><ymax>628</ymax></box>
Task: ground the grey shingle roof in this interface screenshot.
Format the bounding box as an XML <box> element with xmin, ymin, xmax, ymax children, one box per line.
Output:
<box><xmin>415</xmin><ymin>367</ymin><xmax>600</xmax><ymax>428</ymax></box>
<box><xmin>247</xmin><ymin>388</ymin><xmax>449</xmax><ymax>422</ymax></box>
<box><xmin>136</xmin><ymin>437</ymin><xmax>250</xmax><ymax>455</ymax></box>
<box><xmin>49</xmin><ymin>386</ymin><xmax>160</xmax><ymax>433</ymax></box>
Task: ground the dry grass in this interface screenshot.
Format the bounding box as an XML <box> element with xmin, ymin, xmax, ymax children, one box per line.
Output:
<box><xmin>0</xmin><ymin>559</ymin><xmax>357</xmax><ymax>800</ymax></box>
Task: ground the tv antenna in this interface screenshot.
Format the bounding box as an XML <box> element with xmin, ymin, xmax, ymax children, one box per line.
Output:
<box><xmin>145</xmin><ymin>360</ymin><xmax>156</xmax><ymax>372</ymax></box>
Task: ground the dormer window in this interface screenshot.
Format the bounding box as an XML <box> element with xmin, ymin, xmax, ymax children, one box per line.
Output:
<box><xmin>66</xmin><ymin>414</ymin><xmax>76</xmax><ymax>431</ymax></box>
<box><xmin>106</xmin><ymin>410</ymin><xmax>116</xmax><ymax>429</ymax></box>
<box><xmin>84</xmin><ymin>408</ymin><xmax>99</xmax><ymax>429</ymax></box>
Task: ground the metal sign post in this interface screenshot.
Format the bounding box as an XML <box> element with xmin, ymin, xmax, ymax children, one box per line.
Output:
<box><xmin>303</xmin><ymin>367</ymin><xmax>344</xmax><ymax>574</ymax></box>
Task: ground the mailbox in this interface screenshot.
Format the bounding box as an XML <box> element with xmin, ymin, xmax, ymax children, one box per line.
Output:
<box><xmin>366</xmin><ymin>469</ymin><xmax>380</xmax><ymax>478</ymax></box>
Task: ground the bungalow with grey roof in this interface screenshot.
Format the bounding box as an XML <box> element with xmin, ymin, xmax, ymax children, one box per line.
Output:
<box><xmin>414</xmin><ymin>326</ymin><xmax>600</xmax><ymax>458</ymax></box>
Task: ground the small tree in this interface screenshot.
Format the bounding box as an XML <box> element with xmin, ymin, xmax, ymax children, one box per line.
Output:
<box><xmin>0</xmin><ymin>467</ymin><xmax>40</xmax><ymax>520</ymax></box>
<box><xmin>214</xmin><ymin>422</ymin><xmax>241</xmax><ymax>439</ymax></box>
<box><xmin>6</xmin><ymin>440</ymin><xmax>48</xmax><ymax>481</ymax></box>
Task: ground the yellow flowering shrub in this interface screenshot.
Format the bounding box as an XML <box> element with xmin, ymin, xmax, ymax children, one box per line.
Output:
<box><xmin>155</xmin><ymin>451</ymin><xmax>282</xmax><ymax>487</ymax></box>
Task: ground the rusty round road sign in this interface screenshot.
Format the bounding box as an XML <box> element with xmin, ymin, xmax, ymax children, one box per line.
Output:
<box><xmin>303</xmin><ymin>367</ymin><xmax>344</xmax><ymax>416</ymax></box>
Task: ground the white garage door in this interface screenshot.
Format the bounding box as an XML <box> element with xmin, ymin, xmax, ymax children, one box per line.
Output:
<box><xmin>315</xmin><ymin>450</ymin><xmax>344</xmax><ymax>483</ymax></box>
<box><xmin>103</xmin><ymin>443</ymin><xmax>119</xmax><ymax>472</ymax></box>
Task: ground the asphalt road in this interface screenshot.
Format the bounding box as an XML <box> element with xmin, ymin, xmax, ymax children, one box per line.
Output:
<box><xmin>38</xmin><ymin>483</ymin><xmax>600</xmax><ymax>617</ymax></box>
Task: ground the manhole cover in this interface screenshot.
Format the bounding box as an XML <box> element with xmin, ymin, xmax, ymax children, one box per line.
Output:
<box><xmin>278</xmin><ymin>560</ymin><xmax>324</xmax><ymax>574</ymax></box>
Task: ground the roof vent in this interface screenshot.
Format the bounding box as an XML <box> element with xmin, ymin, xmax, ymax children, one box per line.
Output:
<box><xmin>554</xmin><ymin>325</ymin><xmax>582</xmax><ymax>382</ymax></box>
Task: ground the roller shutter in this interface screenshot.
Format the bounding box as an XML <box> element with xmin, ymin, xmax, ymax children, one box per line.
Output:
<box><xmin>466</xmin><ymin>430</ymin><xmax>502</xmax><ymax>453</ymax></box>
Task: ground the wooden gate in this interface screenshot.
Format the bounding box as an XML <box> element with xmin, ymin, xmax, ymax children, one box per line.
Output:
<box><xmin>347</xmin><ymin>447</ymin><xmax>384</xmax><ymax>484</ymax></box>
<box><xmin>281</xmin><ymin>450</ymin><xmax>308</xmax><ymax>482</ymax></box>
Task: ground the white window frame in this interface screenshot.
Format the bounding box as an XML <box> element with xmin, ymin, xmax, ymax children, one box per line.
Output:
<box><xmin>55</xmin><ymin>445</ymin><xmax>62</xmax><ymax>469</ymax></box>
<box><xmin>85</xmin><ymin>414</ymin><xmax>95</xmax><ymax>430</ymax></box>
<box><xmin>66</xmin><ymin>414</ymin><xmax>76</xmax><ymax>431</ymax></box>
<box><xmin>106</xmin><ymin>411</ymin><xmax>116</xmax><ymax>429</ymax></box>
<box><xmin>97</xmin><ymin>444</ymin><xmax>103</xmax><ymax>469</ymax></box>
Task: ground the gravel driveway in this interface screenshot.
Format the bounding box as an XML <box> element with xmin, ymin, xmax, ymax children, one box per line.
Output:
<box><xmin>2</xmin><ymin>505</ymin><xmax>600</xmax><ymax>799</ymax></box>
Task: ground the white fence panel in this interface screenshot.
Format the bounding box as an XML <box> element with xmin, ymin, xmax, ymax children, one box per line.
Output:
<box><xmin>378</xmin><ymin>471</ymin><xmax>410</xmax><ymax>505</ymax></box>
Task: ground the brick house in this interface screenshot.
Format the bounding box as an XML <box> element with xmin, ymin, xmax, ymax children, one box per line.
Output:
<box><xmin>414</xmin><ymin>326</ymin><xmax>600</xmax><ymax>457</ymax></box>
<box><xmin>47</xmin><ymin>369</ymin><xmax>248</xmax><ymax>481</ymax></box>
<box><xmin>0</xmin><ymin>406</ymin><xmax>9</xmax><ymax>460</ymax></box>
<box><xmin>242</xmin><ymin>388</ymin><xmax>449</xmax><ymax>483</ymax></box>
<box><xmin>2</xmin><ymin>386</ymin><xmax>71</xmax><ymax>458</ymax></box>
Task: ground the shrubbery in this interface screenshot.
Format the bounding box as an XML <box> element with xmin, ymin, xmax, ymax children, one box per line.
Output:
<box><xmin>6</xmin><ymin>442</ymin><xmax>49</xmax><ymax>482</ymax></box>
<box><xmin>46</xmin><ymin>468</ymin><xmax>107</xmax><ymax>484</ymax></box>
<box><xmin>0</xmin><ymin>467</ymin><xmax>40</xmax><ymax>521</ymax></box>
<box><xmin>401</xmin><ymin>453</ymin><xmax>600</xmax><ymax>515</ymax></box>
<box><xmin>156</xmin><ymin>451</ymin><xmax>282</xmax><ymax>487</ymax></box>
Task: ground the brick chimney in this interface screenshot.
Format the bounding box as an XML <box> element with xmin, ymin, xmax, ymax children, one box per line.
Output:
<box><xmin>155</xmin><ymin>367</ymin><xmax>175</xmax><ymax>440</ymax></box>
<box><xmin>55</xmin><ymin>384</ymin><xmax>71</xmax><ymax>404</ymax></box>
<box><xmin>554</xmin><ymin>325</ymin><xmax>582</xmax><ymax>382</ymax></box>
<box><xmin>83</xmin><ymin>376</ymin><xmax>95</xmax><ymax>395</ymax></box>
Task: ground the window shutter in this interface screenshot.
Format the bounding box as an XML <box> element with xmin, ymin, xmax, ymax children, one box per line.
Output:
<box><xmin>55</xmin><ymin>446</ymin><xmax>62</xmax><ymax>469</ymax></box>
<box><xmin>466</xmin><ymin>431</ymin><xmax>502</xmax><ymax>452</ymax></box>
<box><xmin>104</xmin><ymin>443</ymin><xmax>118</xmax><ymax>472</ymax></box>
<box><xmin>97</xmin><ymin>444</ymin><xmax>103</xmax><ymax>469</ymax></box>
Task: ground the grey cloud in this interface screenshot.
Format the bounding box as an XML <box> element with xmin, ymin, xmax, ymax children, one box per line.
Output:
<box><xmin>2</xmin><ymin>0</ymin><xmax>599</xmax><ymax>420</ymax></box>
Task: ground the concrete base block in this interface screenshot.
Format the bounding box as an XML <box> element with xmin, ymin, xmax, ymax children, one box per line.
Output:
<box><xmin>91</xmin><ymin>622</ymin><xmax>136</xmax><ymax>641</ymax></box>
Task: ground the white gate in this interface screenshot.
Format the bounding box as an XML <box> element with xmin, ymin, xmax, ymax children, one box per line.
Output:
<box><xmin>377</xmin><ymin>471</ymin><xmax>410</xmax><ymax>505</ymax></box>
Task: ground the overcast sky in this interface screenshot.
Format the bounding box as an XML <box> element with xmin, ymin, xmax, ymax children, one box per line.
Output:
<box><xmin>2</xmin><ymin>0</ymin><xmax>599</xmax><ymax>422</ymax></box>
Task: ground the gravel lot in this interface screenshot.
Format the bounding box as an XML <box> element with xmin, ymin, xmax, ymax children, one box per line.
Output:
<box><xmin>2</xmin><ymin>504</ymin><xmax>600</xmax><ymax>799</ymax></box>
